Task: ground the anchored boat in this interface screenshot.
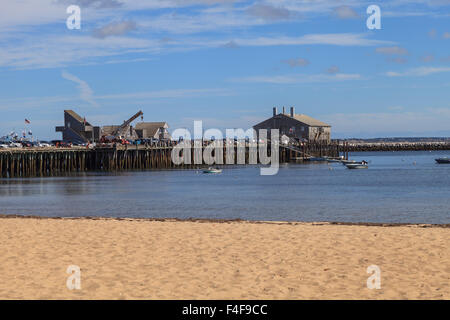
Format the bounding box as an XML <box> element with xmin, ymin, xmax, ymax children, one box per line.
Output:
<box><xmin>345</xmin><ymin>161</ymin><xmax>368</xmax><ymax>169</ymax></box>
<box><xmin>435</xmin><ymin>157</ymin><xmax>450</xmax><ymax>164</ymax></box>
<box><xmin>341</xmin><ymin>159</ymin><xmax>357</xmax><ymax>165</ymax></box>
<box><xmin>202</xmin><ymin>167</ymin><xmax>222</xmax><ymax>174</ymax></box>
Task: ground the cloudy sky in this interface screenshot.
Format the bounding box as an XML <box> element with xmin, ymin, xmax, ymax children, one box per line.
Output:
<box><xmin>1</xmin><ymin>0</ymin><xmax>450</xmax><ymax>139</ymax></box>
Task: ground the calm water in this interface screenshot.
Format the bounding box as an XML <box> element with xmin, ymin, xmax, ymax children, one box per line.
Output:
<box><xmin>0</xmin><ymin>151</ymin><xmax>449</xmax><ymax>224</ymax></box>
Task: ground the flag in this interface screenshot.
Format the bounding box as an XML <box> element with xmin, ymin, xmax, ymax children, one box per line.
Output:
<box><xmin>25</xmin><ymin>119</ymin><xmax>30</xmax><ymax>124</ymax></box>
<box><xmin>28</xmin><ymin>130</ymin><xmax>32</xmax><ymax>135</ymax></box>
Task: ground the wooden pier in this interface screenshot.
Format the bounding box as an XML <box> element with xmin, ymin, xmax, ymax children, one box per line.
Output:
<box><xmin>0</xmin><ymin>141</ymin><xmax>345</xmax><ymax>178</ymax></box>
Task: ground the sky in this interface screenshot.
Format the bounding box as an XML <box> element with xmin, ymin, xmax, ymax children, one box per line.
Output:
<box><xmin>0</xmin><ymin>0</ymin><xmax>449</xmax><ymax>140</ymax></box>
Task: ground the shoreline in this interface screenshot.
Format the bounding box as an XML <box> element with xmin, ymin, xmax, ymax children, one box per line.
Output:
<box><xmin>1</xmin><ymin>214</ymin><xmax>449</xmax><ymax>228</ymax></box>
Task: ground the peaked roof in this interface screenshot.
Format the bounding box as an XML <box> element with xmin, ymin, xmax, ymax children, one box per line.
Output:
<box><xmin>254</xmin><ymin>112</ymin><xmax>330</xmax><ymax>127</ymax></box>
<box><xmin>289</xmin><ymin>114</ymin><xmax>330</xmax><ymax>127</ymax></box>
<box><xmin>65</xmin><ymin>110</ymin><xmax>92</xmax><ymax>126</ymax></box>
<box><xmin>135</xmin><ymin>122</ymin><xmax>169</xmax><ymax>137</ymax></box>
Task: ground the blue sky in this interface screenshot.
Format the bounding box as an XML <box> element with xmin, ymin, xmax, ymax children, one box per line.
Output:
<box><xmin>0</xmin><ymin>0</ymin><xmax>449</xmax><ymax>139</ymax></box>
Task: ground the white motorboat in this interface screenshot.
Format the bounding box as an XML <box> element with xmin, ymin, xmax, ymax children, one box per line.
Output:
<box><xmin>202</xmin><ymin>167</ymin><xmax>222</xmax><ymax>174</ymax></box>
<box><xmin>345</xmin><ymin>161</ymin><xmax>368</xmax><ymax>169</ymax></box>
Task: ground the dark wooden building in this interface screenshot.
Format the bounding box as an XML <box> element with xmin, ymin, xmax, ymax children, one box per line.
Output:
<box><xmin>253</xmin><ymin>107</ymin><xmax>331</xmax><ymax>143</ymax></box>
<box><xmin>55</xmin><ymin>110</ymin><xmax>101</xmax><ymax>144</ymax></box>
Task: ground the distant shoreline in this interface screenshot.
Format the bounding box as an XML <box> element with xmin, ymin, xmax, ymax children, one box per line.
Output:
<box><xmin>341</xmin><ymin>137</ymin><xmax>450</xmax><ymax>142</ymax></box>
<box><xmin>1</xmin><ymin>214</ymin><xmax>449</xmax><ymax>228</ymax></box>
<box><xmin>340</xmin><ymin>141</ymin><xmax>450</xmax><ymax>152</ymax></box>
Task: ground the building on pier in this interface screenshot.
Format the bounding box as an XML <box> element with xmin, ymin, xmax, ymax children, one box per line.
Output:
<box><xmin>55</xmin><ymin>110</ymin><xmax>101</xmax><ymax>144</ymax></box>
<box><xmin>135</xmin><ymin>122</ymin><xmax>171</xmax><ymax>140</ymax></box>
<box><xmin>101</xmin><ymin>125</ymin><xmax>139</xmax><ymax>140</ymax></box>
<box><xmin>56</xmin><ymin>110</ymin><xmax>171</xmax><ymax>142</ymax></box>
<box><xmin>253</xmin><ymin>107</ymin><xmax>331</xmax><ymax>143</ymax></box>
<box><xmin>101</xmin><ymin>122</ymin><xmax>171</xmax><ymax>141</ymax></box>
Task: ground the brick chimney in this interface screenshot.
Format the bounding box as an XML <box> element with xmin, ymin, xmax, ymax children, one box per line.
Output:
<box><xmin>273</xmin><ymin>107</ymin><xmax>277</xmax><ymax>116</ymax></box>
<box><xmin>290</xmin><ymin>106</ymin><xmax>295</xmax><ymax>117</ymax></box>
<box><xmin>282</xmin><ymin>106</ymin><xmax>285</xmax><ymax>114</ymax></box>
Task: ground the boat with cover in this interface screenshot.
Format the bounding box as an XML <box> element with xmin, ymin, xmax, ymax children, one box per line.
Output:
<box><xmin>435</xmin><ymin>157</ymin><xmax>450</xmax><ymax>164</ymax></box>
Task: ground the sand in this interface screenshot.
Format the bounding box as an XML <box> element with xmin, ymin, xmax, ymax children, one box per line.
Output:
<box><xmin>0</xmin><ymin>216</ymin><xmax>448</xmax><ymax>299</ymax></box>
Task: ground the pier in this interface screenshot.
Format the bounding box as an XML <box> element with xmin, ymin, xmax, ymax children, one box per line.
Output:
<box><xmin>0</xmin><ymin>141</ymin><xmax>344</xmax><ymax>178</ymax></box>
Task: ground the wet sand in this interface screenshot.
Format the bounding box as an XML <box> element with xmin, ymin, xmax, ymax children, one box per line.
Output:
<box><xmin>0</xmin><ymin>216</ymin><xmax>448</xmax><ymax>299</ymax></box>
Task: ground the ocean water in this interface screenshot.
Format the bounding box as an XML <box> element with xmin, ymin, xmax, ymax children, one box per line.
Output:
<box><xmin>0</xmin><ymin>151</ymin><xmax>449</xmax><ymax>224</ymax></box>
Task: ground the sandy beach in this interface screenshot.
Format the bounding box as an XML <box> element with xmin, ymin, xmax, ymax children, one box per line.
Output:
<box><xmin>0</xmin><ymin>216</ymin><xmax>448</xmax><ymax>299</ymax></box>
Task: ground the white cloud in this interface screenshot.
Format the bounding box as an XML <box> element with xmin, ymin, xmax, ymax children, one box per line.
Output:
<box><xmin>263</xmin><ymin>0</ymin><xmax>361</xmax><ymax>14</ymax></box>
<box><xmin>387</xmin><ymin>57</ymin><xmax>408</xmax><ymax>64</ymax></box>
<box><xmin>137</xmin><ymin>10</ymin><xmax>266</xmax><ymax>34</ymax></box>
<box><xmin>0</xmin><ymin>35</ymin><xmax>160</xmax><ymax>69</ymax></box>
<box><xmin>0</xmin><ymin>33</ymin><xmax>391</xmax><ymax>70</ymax></box>
<box><xmin>282</xmin><ymin>58</ymin><xmax>310</xmax><ymax>67</ymax></box>
<box><xmin>61</xmin><ymin>70</ymin><xmax>98</xmax><ymax>107</ymax></box>
<box><xmin>386</xmin><ymin>66</ymin><xmax>450</xmax><ymax>77</ymax></box>
<box><xmin>222</xmin><ymin>40</ymin><xmax>240</xmax><ymax>48</ymax></box>
<box><xmin>219</xmin><ymin>33</ymin><xmax>393</xmax><ymax>47</ymax></box>
<box><xmin>59</xmin><ymin>0</ymin><xmax>123</xmax><ymax>9</ymax></box>
<box><xmin>375</xmin><ymin>46</ymin><xmax>409</xmax><ymax>55</ymax></box>
<box><xmin>246</xmin><ymin>4</ymin><xmax>293</xmax><ymax>21</ymax></box>
<box><xmin>0</xmin><ymin>0</ymin><xmax>65</xmax><ymax>29</ymax></box>
<box><xmin>92</xmin><ymin>21</ymin><xmax>137</xmax><ymax>38</ymax></box>
<box><xmin>231</xmin><ymin>73</ymin><xmax>361</xmax><ymax>84</ymax></box>
<box><xmin>1</xmin><ymin>0</ymin><xmax>448</xmax><ymax>32</ymax></box>
<box><xmin>0</xmin><ymin>0</ymin><xmax>243</xmax><ymax>30</ymax></box>
<box><xmin>332</xmin><ymin>5</ymin><xmax>359</xmax><ymax>19</ymax></box>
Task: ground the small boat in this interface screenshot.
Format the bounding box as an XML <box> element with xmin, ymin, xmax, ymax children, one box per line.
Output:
<box><xmin>202</xmin><ymin>167</ymin><xmax>222</xmax><ymax>174</ymax></box>
<box><xmin>435</xmin><ymin>157</ymin><xmax>450</xmax><ymax>164</ymax></box>
<box><xmin>345</xmin><ymin>161</ymin><xmax>368</xmax><ymax>169</ymax></box>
